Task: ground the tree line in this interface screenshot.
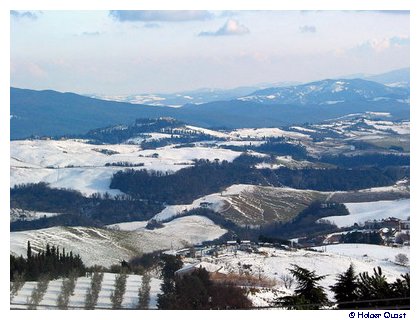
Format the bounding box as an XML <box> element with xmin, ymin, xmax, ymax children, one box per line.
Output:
<box><xmin>278</xmin><ymin>264</ymin><xmax>409</xmax><ymax>310</ymax></box>
<box><xmin>318</xmin><ymin>154</ymin><xmax>410</xmax><ymax>168</ymax></box>
<box><xmin>10</xmin><ymin>182</ymin><xmax>163</xmax><ymax>231</ymax></box>
<box><xmin>156</xmin><ymin>255</ymin><xmax>251</xmax><ymax>309</ymax></box>
<box><xmin>72</xmin><ymin>117</ymin><xmax>224</xmax><ymax>145</ymax></box>
<box><xmin>110</xmin><ymin>158</ymin><xmax>408</xmax><ymax>206</ymax></box>
<box><xmin>10</xmin><ymin>241</ymin><xmax>86</xmax><ymax>281</ymax></box>
<box><xmin>259</xmin><ymin>201</ymin><xmax>348</xmax><ymax>239</ymax></box>
<box><xmin>223</xmin><ymin>137</ymin><xmax>308</xmax><ymax>160</ymax></box>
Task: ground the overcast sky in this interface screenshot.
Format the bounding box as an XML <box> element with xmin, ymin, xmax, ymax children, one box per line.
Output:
<box><xmin>10</xmin><ymin>10</ymin><xmax>409</xmax><ymax>94</ymax></box>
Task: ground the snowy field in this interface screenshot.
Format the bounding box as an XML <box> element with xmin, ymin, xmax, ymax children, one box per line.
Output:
<box><xmin>10</xmin><ymin>216</ymin><xmax>227</xmax><ymax>267</ymax></box>
<box><xmin>10</xmin><ymin>273</ymin><xmax>162</xmax><ymax>310</ymax></box>
<box><xmin>312</xmin><ymin>243</ymin><xmax>410</xmax><ymax>264</ymax></box>
<box><xmin>312</xmin><ymin>118</ymin><xmax>410</xmax><ymax>139</ymax></box>
<box><xmin>229</xmin><ymin>128</ymin><xmax>310</xmax><ymax>140</ymax></box>
<box><xmin>197</xmin><ymin>244</ymin><xmax>409</xmax><ymax>305</ymax></box>
<box><xmin>322</xmin><ymin>199</ymin><xmax>410</xmax><ymax>228</ymax></box>
<box><xmin>125</xmin><ymin>132</ymin><xmax>178</xmax><ymax>144</ymax></box>
<box><xmin>185</xmin><ymin>125</ymin><xmax>230</xmax><ymax>139</ymax></box>
<box><xmin>10</xmin><ymin>244</ymin><xmax>409</xmax><ymax>309</ymax></box>
<box><xmin>11</xmin><ymin>139</ymin><xmax>242</xmax><ymax>195</ymax></box>
<box><xmin>364</xmin><ymin>119</ymin><xmax>410</xmax><ymax>135</ymax></box>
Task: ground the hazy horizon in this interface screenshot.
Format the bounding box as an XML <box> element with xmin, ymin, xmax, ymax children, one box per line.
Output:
<box><xmin>11</xmin><ymin>10</ymin><xmax>409</xmax><ymax>95</ymax></box>
<box><xmin>10</xmin><ymin>65</ymin><xmax>409</xmax><ymax>97</ymax></box>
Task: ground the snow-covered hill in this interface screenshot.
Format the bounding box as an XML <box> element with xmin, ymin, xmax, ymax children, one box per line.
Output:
<box><xmin>10</xmin><ymin>216</ymin><xmax>227</xmax><ymax>267</ymax></box>
<box><xmin>238</xmin><ymin>79</ymin><xmax>408</xmax><ymax>105</ymax></box>
<box><xmin>140</xmin><ymin>184</ymin><xmax>327</xmax><ymax>226</ymax></box>
<box><xmin>86</xmin><ymin>85</ymin><xmax>263</xmax><ymax>107</ymax></box>
<box><xmin>322</xmin><ymin>199</ymin><xmax>410</xmax><ymax>228</ymax></box>
<box><xmin>11</xmin><ymin>139</ymin><xmax>242</xmax><ymax>195</ymax></box>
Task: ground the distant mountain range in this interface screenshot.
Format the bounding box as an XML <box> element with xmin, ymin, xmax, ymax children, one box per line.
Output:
<box><xmin>237</xmin><ymin>78</ymin><xmax>408</xmax><ymax>105</ymax></box>
<box><xmin>86</xmin><ymin>82</ymin><xmax>300</xmax><ymax>107</ymax></box>
<box><xmin>10</xmin><ymin>69</ymin><xmax>410</xmax><ymax>140</ymax></box>
<box><xmin>85</xmin><ymin>68</ymin><xmax>409</xmax><ymax>106</ymax></box>
<box><xmin>364</xmin><ymin>68</ymin><xmax>410</xmax><ymax>88</ymax></box>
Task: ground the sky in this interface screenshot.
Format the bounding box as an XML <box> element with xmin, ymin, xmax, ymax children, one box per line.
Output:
<box><xmin>10</xmin><ymin>10</ymin><xmax>410</xmax><ymax>95</ymax></box>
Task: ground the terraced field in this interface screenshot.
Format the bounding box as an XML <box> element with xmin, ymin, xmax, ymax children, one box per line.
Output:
<box><xmin>220</xmin><ymin>186</ymin><xmax>328</xmax><ymax>226</ymax></box>
<box><xmin>10</xmin><ymin>216</ymin><xmax>227</xmax><ymax>267</ymax></box>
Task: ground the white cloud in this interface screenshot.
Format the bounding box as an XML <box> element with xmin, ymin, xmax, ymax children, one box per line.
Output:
<box><xmin>360</xmin><ymin>36</ymin><xmax>409</xmax><ymax>52</ymax></box>
<box><xmin>81</xmin><ymin>31</ymin><xmax>102</xmax><ymax>37</ymax></box>
<box><xmin>143</xmin><ymin>23</ymin><xmax>161</xmax><ymax>29</ymax></box>
<box><xmin>371</xmin><ymin>10</ymin><xmax>409</xmax><ymax>15</ymax></box>
<box><xmin>10</xmin><ymin>11</ymin><xmax>40</xmax><ymax>20</ymax></box>
<box><xmin>109</xmin><ymin>10</ymin><xmax>213</xmax><ymax>22</ymax></box>
<box><xmin>199</xmin><ymin>19</ymin><xmax>250</xmax><ymax>37</ymax></box>
<box><xmin>299</xmin><ymin>25</ymin><xmax>316</xmax><ymax>33</ymax></box>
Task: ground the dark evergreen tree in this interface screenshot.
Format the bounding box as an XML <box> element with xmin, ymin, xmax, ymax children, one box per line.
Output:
<box><xmin>330</xmin><ymin>264</ymin><xmax>359</xmax><ymax>309</ymax></box>
<box><xmin>277</xmin><ymin>264</ymin><xmax>328</xmax><ymax>310</ymax></box>
<box><xmin>158</xmin><ymin>266</ymin><xmax>252</xmax><ymax>310</ymax></box>
<box><xmin>27</xmin><ymin>241</ymin><xmax>32</xmax><ymax>260</ymax></box>
<box><xmin>390</xmin><ymin>273</ymin><xmax>410</xmax><ymax>309</ymax></box>
<box><xmin>110</xmin><ymin>272</ymin><xmax>128</xmax><ymax>309</ymax></box>
<box><xmin>138</xmin><ymin>273</ymin><xmax>151</xmax><ymax>309</ymax></box>
<box><xmin>156</xmin><ymin>255</ymin><xmax>183</xmax><ymax>309</ymax></box>
<box><xmin>173</xmin><ymin>268</ymin><xmax>210</xmax><ymax>309</ymax></box>
<box><xmin>10</xmin><ymin>242</ymin><xmax>86</xmax><ymax>281</ymax></box>
<box><xmin>84</xmin><ymin>271</ymin><xmax>104</xmax><ymax>310</ymax></box>
<box><xmin>356</xmin><ymin>267</ymin><xmax>392</xmax><ymax>308</ymax></box>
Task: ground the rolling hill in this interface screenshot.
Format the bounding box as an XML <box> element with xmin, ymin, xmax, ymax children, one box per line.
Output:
<box><xmin>11</xmin><ymin>76</ymin><xmax>410</xmax><ymax>139</ymax></box>
<box><xmin>238</xmin><ymin>78</ymin><xmax>408</xmax><ymax>105</ymax></box>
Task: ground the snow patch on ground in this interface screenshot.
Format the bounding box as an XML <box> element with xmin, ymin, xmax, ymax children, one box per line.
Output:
<box><xmin>106</xmin><ymin>221</ymin><xmax>149</xmax><ymax>232</ymax></box>
<box><xmin>151</xmin><ymin>184</ymin><xmax>254</xmax><ymax>221</ymax></box>
<box><xmin>364</xmin><ymin>119</ymin><xmax>410</xmax><ymax>135</ymax></box>
<box><xmin>322</xmin><ymin>100</ymin><xmax>344</xmax><ymax>105</ymax></box>
<box><xmin>290</xmin><ymin>126</ymin><xmax>317</xmax><ymax>133</ymax></box>
<box><xmin>229</xmin><ymin>128</ymin><xmax>310</xmax><ymax>140</ymax></box>
<box><xmin>255</xmin><ymin>162</ymin><xmax>285</xmax><ymax>169</ymax></box>
<box><xmin>322</xmin><ymin>199</ymin><xmax>410</xmax><ymax>228</ymax></box>
<box><xmin>125</xmin><ymin>132</ymin><xmax>176</xmax><ymax>144</ymax></box>
<box><xmin>185</xmin><ymin>125</ymin><xmax>230</xmax><ymax>139</ymax></box>
<box><xmin>312</xmin><ymin>243</ymin><xmax>410</xmax><ymax>264</ymax></box>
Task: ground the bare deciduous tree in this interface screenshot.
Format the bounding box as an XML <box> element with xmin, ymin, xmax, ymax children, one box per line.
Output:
<box><xmin>395</xmin><ymin>253</ymin><xmax>409</xmax><ymax>267</ymax></box>
<box><xmin>280</xmin><ymin>273</ymin><xmax>294</xmax><ymax>289</ymax></box>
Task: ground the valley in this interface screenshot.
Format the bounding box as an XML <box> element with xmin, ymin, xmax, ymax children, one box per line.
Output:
<box><xmin>10</xmin><ymin>72</ymin><xmax>410</xmax><ymax>310</ymax></box>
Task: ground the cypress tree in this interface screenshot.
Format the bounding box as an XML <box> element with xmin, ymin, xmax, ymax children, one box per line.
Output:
<box><xmin>27</xmin><ymin>241</ymin><xmax>32</xmax><ymax>259</ymax></box>
<box><xmin>138</xmin><ymin>273</ymin><xmax>151</xmax><ymax>309</ymax></box>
